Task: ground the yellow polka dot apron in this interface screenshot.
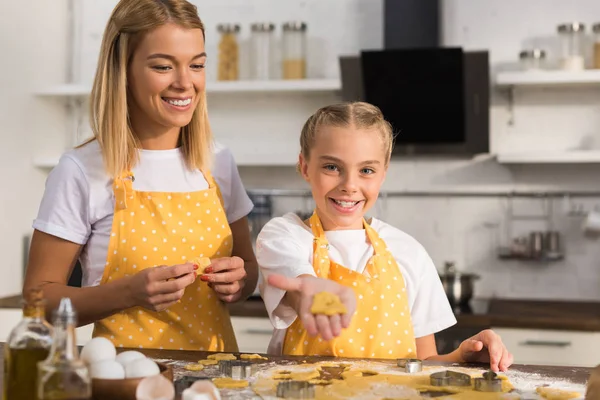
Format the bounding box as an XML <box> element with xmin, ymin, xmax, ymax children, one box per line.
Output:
<box><xmin>283</xmin><ymin>211</ymin><xmax>417</xmax><ymax>359</ymax></box>
<box><xmin>92</xmin><ymin>169</ymin><xmax>239</xmax><ymax>351</ymax></box>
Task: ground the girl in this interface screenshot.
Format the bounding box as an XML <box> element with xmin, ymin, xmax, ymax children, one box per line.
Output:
<box><xmin>256</xmin><ymin>102</ymin><xmax>513</xmax><ymax>372</ymax></box>
<box><xmin>23</xmin><ymin>0</ymin><xmax>257</xmax><ymax>352</ymax></box>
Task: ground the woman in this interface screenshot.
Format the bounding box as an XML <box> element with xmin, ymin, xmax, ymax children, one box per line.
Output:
<box><xmin>23</xmin><ymin>0</ymin><xmax>258</xmax><ymax>352</ymax></box>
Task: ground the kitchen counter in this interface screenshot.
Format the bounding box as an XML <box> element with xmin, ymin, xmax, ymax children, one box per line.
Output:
<box><xmin>0</xmin><ymin>342</ymin><xmax>592</xmax><ymax>399</ymax></box>
<box><xmin>3</xmin><ymin>294</ymin><xmax>600</xmax><ymax>330</ymax></box>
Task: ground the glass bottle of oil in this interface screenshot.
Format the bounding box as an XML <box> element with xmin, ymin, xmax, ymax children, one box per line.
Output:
<box><xmin>37</xmin><ymin>298</ymin><xmax>91</xmax><ymax>400</ymax></box>
<box><xmin>3</xmin><ymin>287</ymin><xmax>53</xmax><ymax>400</ymax></box>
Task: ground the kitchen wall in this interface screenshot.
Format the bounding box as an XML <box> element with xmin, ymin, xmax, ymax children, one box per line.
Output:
<box><xmin>1</xmin><ymin>0</ymin><xmax>600</xmax><ymax>300</ymax></box>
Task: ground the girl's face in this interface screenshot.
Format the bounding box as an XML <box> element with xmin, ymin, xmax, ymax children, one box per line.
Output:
<box><xmin>127</xmin><ymin>23</ymin><xmax>206</xmax><ymax>136</ymax></box>
<box><xmin>299</xmin><ymin>125</ymin><xmax>388</xmax><ymax>231</ymax></box>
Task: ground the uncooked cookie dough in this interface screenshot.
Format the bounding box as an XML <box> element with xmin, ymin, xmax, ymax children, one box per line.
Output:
<box><xmin>198</xmin><ymin>359</ymin><xmax>219</xmax><ymax>365</ymax></box>
<box><xmin>212</xmin><ymin>377</ymin><xmax>249</xmax><ymax>389</ymax></box>
<box><xmin>536</xmin><ymin>386</ymin><xmax>581</xmax><ymax>400</ymax></box>
<box><xmin>207</xmin><ymin>353</ymin><xmax>237</xmax><ymax>361</ymax></box>
<box><xmin>190</xmin><ymin>256</ymin><xmax>212</xmax><ymax>273</ymax></box>
<box><xmin>240</xmin><ymin>353</ymin><xmax>268</xmax><ymax>360</ymax></box>
<box><xmin>183</xmin><ymin>363</ymin><xmax>204</xmax><ymax>371</ymax></box>
<box><xmin>311</xmin><ymin>292</ymin><xmax>347</xmax><ymax>315</ymax></box>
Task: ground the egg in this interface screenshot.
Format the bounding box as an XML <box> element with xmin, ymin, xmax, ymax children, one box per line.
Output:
<box><xmin>116</xmin><ymin>350</ymin><xmax>146</xmax><ymax>367</ymax></box>
<box><xmin>182</xmin><ymin>381</ymin><xmax>221</xmax><ymax>400</ymax></box>
<box><xmin>125</xmin><ymin>358</ymin><xmax>160</xmax><ymax>379</ymax></box>
<box><xmin>89</xmin><ymin>360</ymin><xmax>125</xmax><ymax>379</ymax></box>
<box><xmin>136</xmin><ymin>374</ymin><xmax>175</xmax><ymax>400</ymax></box>
<box><xmin>80</xmin><ymin>337</ymin><xmax>117</xmax><ymax>365</ymax></box>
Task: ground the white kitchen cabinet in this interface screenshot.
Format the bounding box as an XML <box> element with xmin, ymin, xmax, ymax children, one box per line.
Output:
<box><xmin>0</xmin><ymin>309</ymin><xmax>93</xmax><ymax>345</ymax></box>
<box><xmin>493</xmin><ymin>327</ymin><xmax>600</xmax><ymax>367</ymax></box>
<box><xmin>231</xmin><ymin>316</ymin><xmax>273</xmax><ymax>354</ymax></box>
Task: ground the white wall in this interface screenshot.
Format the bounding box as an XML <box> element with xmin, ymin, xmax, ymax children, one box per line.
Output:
<box><xmin>3</xmin><ymin>0</ymin><xmax>600</xmax><ymax>301</ymax></box>
<box><xmin>0</xmin><ymin>0</ymin><xmax>69</xmax><ymax>297</ymax></box>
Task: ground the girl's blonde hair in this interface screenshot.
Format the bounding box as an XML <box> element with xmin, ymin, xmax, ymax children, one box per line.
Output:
<box><xmin>88</xmin><ymin>0</ymin><xmax>211</xmax><ymax>177</ymax></box>
<box><xmin>300</xmin><ymin>102</ymin><xmax>394</xmax><ymax>166</ymax></box>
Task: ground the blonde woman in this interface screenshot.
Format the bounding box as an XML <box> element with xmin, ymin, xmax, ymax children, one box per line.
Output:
<box><xmin>24</xmin><ymin>0</ymin><xmax>257</xmax><ymax>352</ymax></box>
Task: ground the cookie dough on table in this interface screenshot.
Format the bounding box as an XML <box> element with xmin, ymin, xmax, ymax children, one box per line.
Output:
<box><xmin>212</xmin><ymin>377</ymin><xmax>249</xmax><ymax>389</ymax></box>
<box><xmin>311</xmin><ymin>292</ymin><xmax>347</xmax><ymax>315</ymax></box>
<box><xmin>183</xmin><ymin>363</ymin><xmax>204</xmax><ymax>371</ymax></box>
<box><xmin>240</xmin><ymin>353</ymin><xmax>268</xmax><ymax>360</ymax></box>
<box><xmin>198</xmin><ymin>359</ymin><xmax>219</xmax><ymax>365</ymax></box>
<box><xmin>536</xmin><ymin>386</ymin><xmax>581</xmax><ymax>400</ymax></box>
<box><xmin>207</xmin><ymin>353</ymin><xmax>237</xmax><ymax>361</ymax></box>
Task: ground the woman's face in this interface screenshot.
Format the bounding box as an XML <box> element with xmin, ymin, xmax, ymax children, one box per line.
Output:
<box><xmin>127</xmin><ymin>23</ymin><xmax>206</xmax><ymax>135</ymax></box>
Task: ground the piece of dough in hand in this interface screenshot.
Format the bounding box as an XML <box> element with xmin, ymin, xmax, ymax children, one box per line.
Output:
<box><xmin>190</xmin><ymin>257</ymin><xmax>212</xmax><ymax>273</ymax></box>
<box><xmin>310</xmin><ymin>292</ymin><xmax>347</xmax><ymax>316</ymax></box>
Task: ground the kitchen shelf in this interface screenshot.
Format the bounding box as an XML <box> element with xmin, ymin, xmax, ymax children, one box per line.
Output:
<box><xmin>34</xmin><ymin>79</ymin><xmax>341</xmax><ymax>98</ymax></box>
<box><xmin>496</xmin><ymin>69</ymin><xmax>600</xmax><ymax>87</ymax></box>
<box><xmin>496</xmin><ymin>150</ymin><xmax>600</xmax><ymax>164</ymax></box>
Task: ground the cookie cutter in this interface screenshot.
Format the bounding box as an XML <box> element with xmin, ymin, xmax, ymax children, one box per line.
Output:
<box><xmin>218</xmin><ymin>360</ymin><xmax>252</xmax><ymax>380</ymax></box>
<box><xmin>474</xmin><ymin>370</ymin><xmax>502</xmax><ymax>392</ymax></box>
<box><xmin>430</xmin><ymin>370</ymin><xmax>472</xmax><ymax>387</ymax></box>
<box><xmin>276</xmin><ymin>380</ymin><xmax>315</xmax><ymax>399</ymax></box>
<box><xmin>396</xmin><ymin>358</ymin><xmax>423</xmax><ymax>373</ymax></box>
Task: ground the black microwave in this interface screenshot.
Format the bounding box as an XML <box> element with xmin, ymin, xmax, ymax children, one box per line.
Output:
<box><xmin>339</xmin><ymin>48</ymin><xmax>489</xmax><ymax>156</ymax></box>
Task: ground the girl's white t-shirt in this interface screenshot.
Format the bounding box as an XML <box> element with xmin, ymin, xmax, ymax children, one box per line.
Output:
<box><xmin>33</xmin><ymin>140</ymin><xmax>253</xmax><ymax>288</ymax></box>
<box><xmin>256</xmin><ymin>213</ymin><xmax>457</xmax><ymax>354</ymax></box>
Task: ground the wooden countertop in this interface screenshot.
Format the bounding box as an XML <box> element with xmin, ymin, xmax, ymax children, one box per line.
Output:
<box><xmin>3</xmin><ymin>294</ymin><xmax>600</xmax><ymax>331</ymax></box>
<box><xmin>0</xmin><ymin>342</ymin><xmax>592</xmax><ymax>399</ymax></box>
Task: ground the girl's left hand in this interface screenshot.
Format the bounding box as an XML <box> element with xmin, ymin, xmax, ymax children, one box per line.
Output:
<box><xmin>458</xmin><ymin>329</ymin><xmax>513</xmax><ymax>372</ymax></box>
<box><xmin>200</xmin><ymin>256</ymin><xmax>247</xmax><ymax>303</ymax></box>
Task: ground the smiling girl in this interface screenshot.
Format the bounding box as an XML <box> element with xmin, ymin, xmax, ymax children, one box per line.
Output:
<box><xmin>256</xmin><ymin>102</ymin><xmax>513</xmax><ymax>372</ymax></box>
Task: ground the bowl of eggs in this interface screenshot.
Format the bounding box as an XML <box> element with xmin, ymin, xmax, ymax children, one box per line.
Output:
<box><xmin>80</xmin><ymin>337</ymin><xmax>173</xmax><ymax>400</ymax></box>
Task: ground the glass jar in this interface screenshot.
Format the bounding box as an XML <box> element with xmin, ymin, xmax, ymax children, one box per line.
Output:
<box><xmin>217</xmin><ymin>23</ymin><xmax>240</xmax><ymax>81</ymax></box>
<box><xmin>282</xmin><ymin>21</ymin><xmax>307</xmax><ymax>80</ymax></box>
<box><xmin>593</xmin><ymin>23</ymin><xmax>600</xmax><ymax>69</ymax></box>
<box><xmin>519</xmin><ymin>49</ymin><xmax>546</xmax><ymax>71</ymax></box>
<box><xmin>37</xmin><ymin>298</ymin><xmax>91</xmax><ymax>400</ymax></box>
<box><xmin>250</xmin><ymin>23</ymin><xmax>275</xmax><ymax>80</ymax></box>
<box><xmin>4</xmin><ymin>288</ymin><xmax>53</xmax><ymax>400</ymax></box>
<box><xmin>557</xmin><ymin>22</ymin><xmax>586</xmax><ymax>71</ymax></box>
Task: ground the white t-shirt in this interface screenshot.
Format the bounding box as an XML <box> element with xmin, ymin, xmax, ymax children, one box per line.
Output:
<box><xmin>33</xmin><ymin>140</ymin><xmax>253</xmax><ymax>288</ymax></box>
<box><xmin>256</xmin><ymin>213</ymin><xmax>456</xmax><ymax>354</ymax></box>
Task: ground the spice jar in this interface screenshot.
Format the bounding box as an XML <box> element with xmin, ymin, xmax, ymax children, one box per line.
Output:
<box><xmin>519</xmin><ymin>49</ymin><xmax>547</xmax><ymax>71</ymax></box>
<box><xmin>250</xmin><ymin>23</ymin><xmax>275</xmax><ymax>80</ymax></box>
<box><xmin>217</xmin><ymin>23</ymin><xmax>240</xmax><ymax>81</ymax></box>
<box><xmin>593</xmin><ymin>23</ymin><xmax>600</xmax><ymax>69</ymax></box>
<box><xmin>282</xmin><ymin>21</ymin><xmax>307</xmax><ymax>79</ymax></box>
<box><xmin>557</xmin><ymin>22</ymin><xmax>586</xmax><ymax>71</ymax></box>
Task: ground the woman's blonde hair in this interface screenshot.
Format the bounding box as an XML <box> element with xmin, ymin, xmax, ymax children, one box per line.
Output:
<box><xmin>300</xmin><ymin>102</ymin><xmax>394</xmax><ymax>166</ymax></box>
<box><xmin>88</xmin><ymin>0</ymin><xmax>211</xmax><ymax>177</ymax></box>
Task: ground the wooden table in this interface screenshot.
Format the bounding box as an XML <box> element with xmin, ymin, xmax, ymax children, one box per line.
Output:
<box><xmin>0</xmin><ymin>342</ymin><xmax>592</xmax><ymax>399</ymax></box>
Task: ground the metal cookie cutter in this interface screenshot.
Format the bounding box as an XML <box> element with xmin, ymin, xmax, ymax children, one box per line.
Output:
<box><xmin>474</xmin><ymin>370</ymin><xmax>503</xmax><ymax>392</ymax></box>
<box><xmin>218</xmin><ymin>360</ymin><xmax>252</xmax><ymax>380</ymax></box>
<box><xmin>430</xmin><ymin>370</ymin><xmax>472</xmax><ymax>387</ymax></box>
<box><xmin>276</xmin><ymin>381</ymin><xmax>315</xmax><ymax>399</ymax></box>
<box><xmin>396</xmin><ymin>358</ymin><xmax>423</xmax><ymax>373</ymax></box>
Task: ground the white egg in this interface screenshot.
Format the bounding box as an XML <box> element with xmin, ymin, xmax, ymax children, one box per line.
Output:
<box><xmin>89</xmin><ymin>360</ymin><xmax>125</xmax><ymax>379</ymax></box>
<box><xmin>136</xmin><ymin>374</ymin><xmax>175</xmax><ymax>400</ymax></box>
<box><xmin>125</xmin><ymin>358</ymin><xmax>160</xmax><ymax>379</ymax></box>
<box><xmin>182</xmin><ymin>380</ymin><xmax>221</xmax><ymax>400</ymax></box>
<box><xmin>115</xmin><ymin>350</ymin><xmax>146</xmax><ymax>367</ymax></box>
<box><xmin>80</xmin><ymin>337</ymin><xmax>116</xmax><ymax>365</ymax></box>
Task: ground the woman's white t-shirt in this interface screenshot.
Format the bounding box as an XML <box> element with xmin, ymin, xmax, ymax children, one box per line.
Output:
<box><xmin>33</xmin><ymin>140</ymin><xmax>253</xmax><ymax>288</ymax></box>
<box><xmin>256</xmin><ymin>213</ymin><xmax>457</xmax><ymax>354</ymax></box>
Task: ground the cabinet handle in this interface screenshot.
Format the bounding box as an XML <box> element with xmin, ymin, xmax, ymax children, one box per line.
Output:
<box><xmin>245</xmin><ymin>329</ymin><xmax>274</xmax><ymax>335</ymax></box>
<box><xmin>519</xmin><ymin>340</ymin><xmax>571</xmax><ymax>348</ymax></box>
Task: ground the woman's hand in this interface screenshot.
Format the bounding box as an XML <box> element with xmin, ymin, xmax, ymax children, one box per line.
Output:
<box><xmin>458</xmin><ymin>329</ymin><xmax>514</xmax><ymax>372</ymax></box>
<box><xmin>126</xmin><ymin>263</ymin><xmax>197</xmax><ymax>312</ymax></box>
<box><xmin>200</xmin><ymin>256</ymin><xmax>247</xmax><ymax>303</ymax></box>
<box><xmin>267</xmin><ymin>274</ymin><xmax>356</xmax><ymax>341</ymax></box>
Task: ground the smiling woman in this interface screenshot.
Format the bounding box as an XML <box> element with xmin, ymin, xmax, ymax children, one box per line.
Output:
<box><xmin>23</xmin><ymin>0</ymin><xmax>258</xmax><ymax>353</ymax></box>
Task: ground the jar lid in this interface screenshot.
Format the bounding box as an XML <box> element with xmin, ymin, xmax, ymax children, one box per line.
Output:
<box><xmin>519</xmin><ymin>49</ymin><xmax>546</xmax><ymax>60</ymax></box>
<box><xmin>557</xmin><ymin>22</ymin><xmax>585</xmax><ymax>33</ymax></box>
<box><xmin>251</xmin><ymin>22</ymin><xmax>275</xmax><ymax>32</ymax></box>
<box><xmin>283</xmin><ymin>21</ymin><xmax>307</xmax><ymax>31</ymax></box>
<box><xmin>593</xmin><ymin>23</ymin><xmax>600</xmax><ymax>33</ymax></box>
<box><xmin>217</xmin><ymin>23</ymin><xmax>240</xmax><ymax>33</ymax></box>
